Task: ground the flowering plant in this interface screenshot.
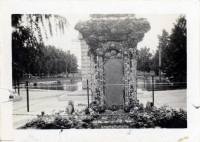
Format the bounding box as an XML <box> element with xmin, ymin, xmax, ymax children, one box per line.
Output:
<box><xmin>22</xmin><ymin>103</ymin><xmax>186</xmax><ymax>129</ymax></box>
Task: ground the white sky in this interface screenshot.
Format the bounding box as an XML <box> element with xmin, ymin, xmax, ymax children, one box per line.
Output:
<box><xmin>44</xmin><ymin>14</ymin><xmax>181</xmax><ymax>68</ymax></box>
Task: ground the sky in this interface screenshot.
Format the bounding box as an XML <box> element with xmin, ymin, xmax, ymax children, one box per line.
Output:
<box><xmin>44</xmin><ymin>14</ymin><xmax>181</xmax><ymax>68</ymax></box>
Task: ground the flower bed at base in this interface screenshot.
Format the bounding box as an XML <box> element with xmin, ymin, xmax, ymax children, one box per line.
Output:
<box><xmin>20</xmin><ymin>103</ymin><xmax>187</xmax><ymax>129</ymax></box>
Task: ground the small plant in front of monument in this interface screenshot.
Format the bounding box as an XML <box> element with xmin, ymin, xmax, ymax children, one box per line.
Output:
<box><xmin>66</xmin><ymin>100</ymin><xmax>74</xmax><ymax>114</ymax></box>
<box><xmin>123</xmin><ymin>105</ymin><xmax>130</xmax><ymax>113</ymax></box>
<box><xmin>84</xmin><ymin>107</ymin><xmax>90</xmax><ymax>115</ymax></box>
<box><xmin>98</xmin><ymin>104</ymin><xmax>107</xmax><ymax>113</ymax></box>
<box><xmin>111</xmin><ymin>105</ymin><xmax>119</xmax><ymax>111</ymax></box>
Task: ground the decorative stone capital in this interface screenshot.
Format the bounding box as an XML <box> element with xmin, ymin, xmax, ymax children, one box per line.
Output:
<box><xmin>75</xmin><ymin>14</ymin><xmax>150</xmax><ymax>56</ymax></box>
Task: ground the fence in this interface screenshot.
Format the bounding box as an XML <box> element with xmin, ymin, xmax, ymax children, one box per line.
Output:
<box><xmin>137</xmin><ymin>76</ymin><xmax>187</xmax><ymax>91</ymax></box>
<box><xmin>14</xmin><ymin>79</ymin><xmax>82</xmax><ymax>92</ymax></box>
<box><xmin>12</xmin><ymin>76</ymin><xmax>187</xmax><ymax>113</ymax></box>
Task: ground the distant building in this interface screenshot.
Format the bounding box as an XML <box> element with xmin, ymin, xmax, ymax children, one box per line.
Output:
<box><xmin>79</xmin><ymin>33</ymin><xmax>91</xmax><ymax>89</ymax></box>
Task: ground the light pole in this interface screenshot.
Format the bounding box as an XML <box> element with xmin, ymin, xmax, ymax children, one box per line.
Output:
<box><xmin>159</xmin><ymin>45</ymin><xmax>161</xmax><ymax>83</ymax></box>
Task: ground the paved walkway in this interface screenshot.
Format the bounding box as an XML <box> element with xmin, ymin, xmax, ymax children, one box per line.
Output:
<box><xmin>137</xmin><ymin>89</ymin><xmax>186</xmax><ymax>110</ymax></box>
<box><xmin>13</xmin><ymin>89</ymin><xmax>186</xmax><ymax>128</ymax></box>
<box><xmin>13</xmin><ymin>89</ymin><xmax>91</xmax><ymax>128</ymax></box>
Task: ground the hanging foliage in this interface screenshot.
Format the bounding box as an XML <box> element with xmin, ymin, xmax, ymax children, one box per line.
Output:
<box><xmin>12</xmin><ymin>14</ymin><xmax>69</xmax><ymax>43</ymax></box>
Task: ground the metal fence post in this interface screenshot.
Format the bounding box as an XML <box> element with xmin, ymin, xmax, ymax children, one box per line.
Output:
<box><xmin>87</xmin><ymin>79</ymin><xmax>89</xmax><ymax>108</ymax></box>
<box><xmin>152</xmin><ymin>76</ymin><xmax>154</xmax><ymax>106</ymax></box>
<box><xmin>26</xmin><ymin>81</ymin><xmax>29</xmax><ymax>112</ymax></box>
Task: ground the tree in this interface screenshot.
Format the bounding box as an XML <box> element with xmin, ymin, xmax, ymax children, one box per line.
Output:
<box><xmin>64</xmin><ymin>54</ymin><xmax>78</xmax><ymax>76</ymax></box>
<box><xmin>157</xmin><ymin>29</ymin><xmax>170</xmax><ymax>71</ymax></box>
<box><xmin>137</xmin><ymin>47</ymin><xmax>152</xmax><ymax>74</ymax></box>
<box><xmin>12</xmin><ymin>26</ymin><xmax>38</xmax><ymax>78</ymax></box>
<box><xmin>161</xmin><ymin>15</ymin><xmax>186</xmax><ymax>82</ymax></box>
<box><xmin>33</xmin><ymin>45</ymin><xmax>78</xmax><ymax>77</ymax></box>
<box><xmin>12</xmin><ymin>14</ymin><xmax>69</xmax><ymax>80</ymax></box>
<box><xmin>12</xmin><ymin>14</ymin><xmax>68</xmax><ymax>43</ymax></box>
<box><xmin>33</xmin><ymin>43</ymin><xmax>46</xmax><ymax>77</ymax></box>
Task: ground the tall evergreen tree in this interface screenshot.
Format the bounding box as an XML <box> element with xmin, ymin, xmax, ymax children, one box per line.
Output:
<box><xmin>164</xmin><ymin>15</ymin><xmax>186</xmax><ymax>82</ymax></box>
<box><xmin>151</xmin><ymin>15</ymin><xmax>186</xmax><ymax>84</ymax></box>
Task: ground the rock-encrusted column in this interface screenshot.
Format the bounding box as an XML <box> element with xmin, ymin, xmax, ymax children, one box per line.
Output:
<box><xmin>97</xmin><ymin>54</ymin><xmax>104</xmax><ymax>105</ymax></box>
<box><xmin>90</xmin><ymin>54</ymin><xmax>97</xmax><ymax>101</ymax></box>
<box><xmin>130</xmin><ymin>49</ymin><xmax>137</xmax><ymax>102</ymax></box>
<box><xmin>123</xmin><ymin>50</ymin><xmax>130</xmax><ymax>105</ymax></box>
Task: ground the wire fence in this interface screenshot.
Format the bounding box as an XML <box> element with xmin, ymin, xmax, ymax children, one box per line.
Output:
<box><xmin>13</xmin><ymin>80</ymin><xmax>82</xmax><ymax>92</ymax></box>
<box><xmin>13</xmin><ymin>80</ymin><xmax>187</xmax><ymax>92</ymax></box>
<box><xmin>10</xmin><ymin>75</ymin><xmax>187</xmax><ymax>115</ymax></box>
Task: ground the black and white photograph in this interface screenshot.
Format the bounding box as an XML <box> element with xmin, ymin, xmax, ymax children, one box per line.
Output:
<box><xmin>11</xmin><ymin>14</ymin><xmax>187</xmax><ymax>129</ymax></box>
<box><xmin>0</xmin><ymin>1</ymin><xmax>199</xmax><ymax>142</ymax></box>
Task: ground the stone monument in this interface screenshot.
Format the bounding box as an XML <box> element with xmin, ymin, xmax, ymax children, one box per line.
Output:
<box><xmin>75</xmin><ymin>14</ymin><xmax>150</xmax><ymax>108</ymax></box>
